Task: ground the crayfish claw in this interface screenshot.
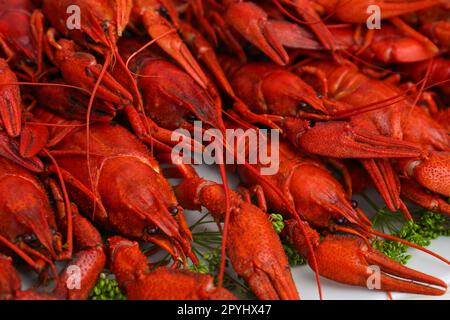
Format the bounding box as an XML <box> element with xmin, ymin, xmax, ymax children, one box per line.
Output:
<box><xmin>175</xmin><ymin>179</ymin><xmax>299</xmax><ymax>300</ymax></box>
<box><xmin>289</xmin><ymin>120</ymin><xmax>423</xmax><ymax>159</ymax></box>
<box><xmin>19</xmin><ymin>123</ymin><xmax>49</xmax><ymax>158</ymax></box>
<box><xmin>142</xmin><ymin>10</ymin><xmax>209</xmax><ymax>89</ymax></box>
<box><xmin>311</xmin><ymin>234</ymin><xmax>447</xmax><ymax>296</ymax></box>
<box><xmin>364</xmin><ymin>245</ymin><xmax>447</xmax><ymax>295</ymax></box>
<box><xmin>224</xmin><ymin>2</ymin><xmax>289</xmax><ymax>65</ymax></box>
<box><xmin>0</xmin><ymin>59</ymin><xmax>22</xmax><ymax>138</ymax></box>
<box><xmin>0</xmin><ymin>131</ymin><xmax>43</xmax><ymax>172</ymax></box>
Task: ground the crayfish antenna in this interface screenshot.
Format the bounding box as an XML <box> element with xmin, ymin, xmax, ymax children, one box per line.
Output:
<box><xmin>217</xmin><ymin>160</ymin><xmax>232</xmax><ymax>288</ymax></box>
<box><xmin>46</xmin><ymin>159</ymin><xmax>74</xmax><ymax>261</ymax></box>
<box><xmin>84</xmin><ymin>52</ymin><xmax>111</xmax><ymax>218</ymax></box>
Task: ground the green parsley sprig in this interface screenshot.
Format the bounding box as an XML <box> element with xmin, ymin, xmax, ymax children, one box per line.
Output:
<box><xmin>371</xmin><ymin>206</ymin><xmax>449</xmax><ymax>264</ymax></box>
<box><xmin>89</xmin><ymin>272</ymin><xmax>126</xmax><ymax>300</ymax></box>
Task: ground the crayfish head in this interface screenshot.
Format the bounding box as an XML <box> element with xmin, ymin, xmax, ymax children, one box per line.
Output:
<box><xmin>261</xmin><ymin>69</ymin><xmax>329</xmax><ymax>117</ymax></box>
<box><xmin>288</xmin><ymin>160</ymin><xmax>367</xmax><ymax>228</ymax></box>
<box><xmin>0</xmin><ymin>157</ymin><xmax>58</xmax><ymax>260</ymax></box>
<box><xmin>43</xmin><ymin>0</ymin><xmax>124</xmax><ymax>55</ymax></box>
<box><xmin>95</xmin><ymin>153</ymin><xmax>195</xmax><ymax>264</ymax></box>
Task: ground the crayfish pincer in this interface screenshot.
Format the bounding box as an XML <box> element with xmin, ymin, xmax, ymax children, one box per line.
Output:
<box><xmin>108</xmin><ymin>236</ymin><xmax>237</xmax><ymax>300</ymax></box>
<box><xmin>0</xmin><ymin>59</ymin><xmax>22</xmax><ymax>138</ymax></box>
<box><xmin>284</xmin><ymin>219</ymin><xmax>447</xmax><ymax>296</ymax></box>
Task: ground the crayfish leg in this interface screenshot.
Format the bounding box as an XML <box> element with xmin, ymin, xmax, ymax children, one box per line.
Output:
<box><xmin>401</xmin><ymin>179</ymin><xmax>450</xmax><ymax>217</ymax></box>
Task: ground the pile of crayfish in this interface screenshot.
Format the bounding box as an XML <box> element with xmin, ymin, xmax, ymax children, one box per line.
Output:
<box><xmin>0</xmin><ymin>0</ymin><xmax>449</xmax><ymax>300</ymax></box>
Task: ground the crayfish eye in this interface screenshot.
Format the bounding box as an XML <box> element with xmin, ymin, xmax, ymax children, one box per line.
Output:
<box><xmin>85</xmin><ymin>67</ymin><xmax>94</xmax><ymax>78</ymax></box>
<box><xmin>186</xmin><ymin>114</ymin><xmax>197</xmax><ymax>123</ymax></box>
<box><xmin>85</xmin><ymin>34</ymin><xmax>96</xmax><ymax>44</ymax></box>
<box><xmin>299</xmin><ymin>102</ymin><xmax>309</xmax><ymax>109</ymax></box>
<box><xmin>24</xmin><ymin>58</ymin><xmax>34</xmax><ymax>66</ymax></box>
<box><xmin>101</xmin><ymin>21</ymin><xmax>110</xmax><ymax>33</ymax></box>
<box><xmin>351</xmin><ymin>200</ymin><xmax>358</xmax><ymax>209</ymax></box>
<box><xmin>158</xmin><ymin>7</ymin><xmax>171</xmax><ymax>21</ymax></box>
<box><xmin>146</xmin><ymin>227</ymin><xmax>158</xmax><ymax>235</ymax></box>
<box><xmin>316</xmin><ymin>93</ymin><xmax>323</xmax><ymax>99</ymax></box>
<box><xmin>169</xmin><ymin>206</ymin><xmax>179</xmax><ymax>216</ymax></box>
<box><xmin>22</xmin><ymin>233</ymin><xmax>37</xmax><ymax>242</ymax></box>
<box><xmin>335</xmin><ymin>217</ymin><xmax>347</xmax><ymax>225</ymax></box>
